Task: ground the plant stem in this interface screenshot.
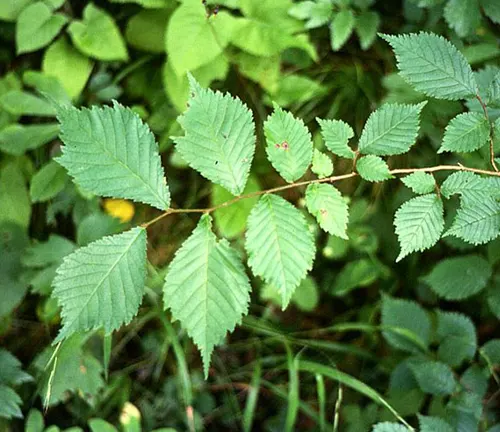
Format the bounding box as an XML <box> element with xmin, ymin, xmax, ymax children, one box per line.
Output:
<box><xmin>476</xmin><ymin>95</ymin><xmax>499</xmax><ymax>172</ymax></box>
<box><xmin>141</xmin><ymin>163</ymin><xmax>500</xmax><ymax>229</ymax></box>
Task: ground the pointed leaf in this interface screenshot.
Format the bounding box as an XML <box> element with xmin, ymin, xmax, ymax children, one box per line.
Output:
<box><xmin>57</xmin><ymin>102</ymin><xmax>170</xmax><ymax>210</ymax></box>
<box><xmin>356</xmin><ymin>155</ymin><xmax>393</xmax><ymax>182</ymax></box>
<box><xmin>330</xmin><ymin>9</ymin><xmax>355</xmax><ymax>51</ymax></box>
<box><xmin>317</xmin><ymin>118</ymin><xmax>355</xmax><ymax>159</ymax></box>
<box><xmin>358</xmin><ymin>102</ymin><xmax>426</xmax><ymax>155</ymax></box>
<box><xmin>174</xmin><ymin>74</ymin><xmax>256</xmax><ymax>196</ymax></box>
<box><xmin>163</xmin><ymin>215</ymin><xmax>251</xmax><ymax>377</ymax></box>
<box><xmin>355</xmin><ymin>11</ymin><xmax>380</xmax><ymax>50</ymax></box>
<box><xmin>444</xmin><ymin>0</ymin><xmax>481</xmax><ymax>37</ymax></box>
<box><xmin>381</xmin><ymin>32</ymin><xmax>478</xmax><ymax>100</ymax></box>
<box><xmin>264</xmin><ymin>104</ymin><xmax>313</xmax><ymax>182</ymax></box>
<box><xmin>305</xmin><ymin>183</ymin><xmax>349</xmax><ymax>238</ymax></box>
<box><xmin>436</xmin><ymin>311</ymin><xmax>477</xmax><ymax>366</ymax></box>
<box><xmin>245</xmin><ymin>194</ymin><xmax>316</xmax><ymax>309</ymax></box>
<box><xmin>401</xmin><ymin>172</ymin><xmax>435</xmax><ymax>194</ymax></box>
<box><xmin>30</xmin><ymin>160</ymin><xmax>68</xmax><ymax>203</ymax></box>
<box><xmin>52</xmin><ymin>227</ymin><xmax>147</xmax><ymax>342</ymax></box>
<box><xmin>438</xmin><ymin>112</ymin><xmax>490</xmax><ymax>153</ymax></box>
<box><xmin>311</xmin><ymin>149</ymin><xmax>333</xmax><ymax>179</ymax></box>
<box><xmin>394</xmin><ymin>194</ymin><xmax>444</xmax><ymax>261</ymax></box>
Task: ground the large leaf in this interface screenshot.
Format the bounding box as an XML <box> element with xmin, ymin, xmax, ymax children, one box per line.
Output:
<box><xmin>438</xmin><ymin>112</ymin><xmax>490</xmax><ymax>153</ymax></box>
<box><xmin>245</xmin><ymin>194</ymin><xmax>316</xmax><ymax>309</ymax></box>
<box><xmin>358</xmin><ymin>102</ymin><xmax>426</xmax><ymax>155</ymax></box>
<box><xmin>163</xmin><ymin>215</ymin><xmax>251</xmax><ymax>377</ymax></box>
<box><xmin>57</xmin><ymin>102</ymin><xmax>170</xmax><ymax>210</ymax></box>
<box><xmin>173</xmin><ymin>75</ymin><xmax>255</xmax><ymax>195</ymax></box>
<box><xmin>264</xmin><ymin>104</ymin><xmax>313</xmax><ymax>182</ymax></box>
<box><xmin>52</xmin><ymin>227</ymin><xmax>147</xmax><ymax>342</ymax></box>
<box><xmin>381</xmin><ymin>32</ymin><xmax>478</xmax><ymax>100</ymax></box>
<box><xmin>394</xmin><ymin>194</ymin><xmax>444</xmax><ymax>261</ymax></box>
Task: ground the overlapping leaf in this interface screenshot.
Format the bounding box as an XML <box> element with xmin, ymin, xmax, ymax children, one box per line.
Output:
<box><xmin>174</xmin><ymin>74</ymin><xmax>256</xmax><ymax>196</ymax></box>
<box><xmin>52</xmin><ymin>227</ymin><xmax>147</xmax><ymax>342</ymax></box>
<box><xmin>245</xmin><ymin>194</ymin><xmax>315</xmax><ymax>309</ymax></box>
<box><xmin>57</xmin><ymin>102</ymin><xmax>170</xmax><ymax>210</ymax></box>
<box><xmin>163</xmin><ymin>215</ymin><xmax>251</xmax><ymax>377</ymax></box>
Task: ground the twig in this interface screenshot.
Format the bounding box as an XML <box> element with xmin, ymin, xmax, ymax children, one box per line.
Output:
<box><xmin>476</xmin><ymin>95</ymin><xmax>499</xmax><ymax>172</ymax></box>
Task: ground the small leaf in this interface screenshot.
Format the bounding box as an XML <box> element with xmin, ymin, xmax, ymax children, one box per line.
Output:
<box><xmin>418</xmin><ymin>415</ymin><xmax>454</xmax><ymax>432</ymax></box>
<box><xmin>394</xmin><ymin>194</ymin><xmax>444</xmax><ymax>261</ymax></box>
<box><xmin>30</xmin><ymin>160</ymin><xmax>68</xmax><ymax>203</ymax></box>
<box><xmin>487</xmin><ymin>72</ymin><xmax>500</xmax><ymax>106</ymax></box>
<box><xmin>409</xmin><ymin>359</ymin><xmax>456</xmax><ymax>395</ymax></box>
<box><xmin>311</xmin><ymin>149</ymin><xmax>333</xmax><ymax>179</ymax></box>
<box><xmin>316</xmin><ymin>117</ymin><xmax>355</xmax><ymax>159</ymax></box>
<box><xmin>372</xmin><ymin>423</ymin><xmax>411</xmax><ymax>432</ymax></box>
<box><xmin>401</xmin><ymin>172</ymin><xmax>435</xmax><ymax>194</ymax></box>
<box><xmin>330</xmin><ymin>10</ymin><xmax>355</xmax><ymax>51</ymax></box>
<box><xmin>245</xmin><ymin>194</ymin><xmax>316</xmax><ymax>309</ymax></box>
<box><xmin>52</xmin><ymin>227</ymin><xmax>147</xmax><ymax>342</ymax></box>
<box><xmin>436</xmin><ymin>311</ymin><xmax>477</xmax><ymax>367</ymax></box>
<box><xmin>422</xmin><ymin>255</ymin><xmax>492</xmax><ymax>300</ymax></box>
<box><xmin>381</xmin><ymin>32</ymin><xmax>478</xmax><ymax>100</ymax></box>
<box><xmin>163</xmin><ymin>215</ymin><xmax>251</xmax><ymax>377</ymax></box>
<box><xmin>438</xmin><ymin>112</ymin><xmax>490</xmax><ymax>153</ymax></box>
<box><xmin>358</xmin><ymin>102</ymin><xmax>426</xmax><ymax>155</ymax></box>
<box><xmin>305</xmin><ymin>183</ymin><xmax>349</xmax><ymax>239</ymax></box>
<box><xmin>356</xmin><ymin>155</ymin><xmax>393</xmax><ymax>182</ymax></box>
<box><xmin>264</xmin><ymin>104</ymin><xmax>313</xmax><ymax>182</ymax></box>
<box><xmin>355</xmin><ymin>11</ymin><xmax>380</xmax><ymax>50</ymax></box>
<box><xmin>331</xmin><ymin>259</ymin><xmax>380</xmax><ymax>297</ymax></box>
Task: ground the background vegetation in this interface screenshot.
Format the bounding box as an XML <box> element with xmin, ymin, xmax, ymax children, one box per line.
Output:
<box><xmin>1</xmin><ymin>0</ymin><xmax>500</xmax><ymax>431</ymax></box>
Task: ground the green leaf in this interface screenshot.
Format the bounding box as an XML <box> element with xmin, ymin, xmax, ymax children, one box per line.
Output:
<box><xmin>0</xmin><ymin>123</ymin><xmax>59</xmax><ymax>156</ymax></box>
<box><xmin>487</xmin><ymin>72</ymin><xmax>500</xmax><ymax>106</ymax></box>
<box><xmin>422</xmin><ymin>254</ymin><xmax>491</xmax><ymax>300</ymax></box>
<box><xmin>264</xmin><ymin>104</ymin><xmax>313</xmax><ymax>182</ymax></box>
<box><xmin>381</xmin><ymin>295</ymin><xmax>431</xmax><ymax>353</ymax></box>
<box><xmin>23</xmin><ymin>234</ymin><xmax>75</xmax><ymax>268</ymax></box>
<box><xmin>444</xmin><ymin>0</ymin><xmax>481</xmax><ymax>37</ymax></box>
<box><xmin>291</xmin><ymin>277</ymin><xmax>319</xmax><ymax>312</ymax></box>
<box><xmin>126</xmin><ymin>8</ymin><xmax>171</xmax><ymax>53</ymax></box>
<box><xmin>163</xmin><ymin>215</ymin><xmax>251</xmax><ymax>377</ymax></box>
<box><xmin>0</xmin><ymin>90</ymin><xmax>56</xmax><ymax>116</ymax></box>
<box><xmin>0</xmin><ymin>0</ymin><xmax>32</xmax><ymax>21</ymax></box>
<box><xmin>481</xmin><ymin>0</ymin><xmax>500</xmax><ymax>23</ymax></box>
<box><xmin>436</xmin><ymin>311</ymin><xmax>477</xmax><ymax>366</ymax></box>
<box><xmin>23</xmin><ymin>71</ymin><xmax>70</xmax><ymax>105</ymax></box>
<box><xmin>0</xmin><ymin>385</ymin><xmax>22</xmax><ymax>419</ymax></box>
<box><xmin>0</xmin><ymin>163</ymin><xmax>31</xmax><ymax>229</ymax></box>
<box><xmin>356</xmin><ymin>155</ymin><xmax>392</xmax><ymax>182</ymax></box>
<box><xmin>212</xmin><ymin>175</ymin><xmax>260</xmax><ymax>239</ymax></box>
<box><xmin>166</xmin><ymin>2</ymin><xmax>235</xmax><ymax>75</ymax></box>
<box><xmin>43</xmin><ymin>37</ymin><xmax>93</xmax><ymax>100</ymax></box>
<box><xmin>372</xmin><ymin>424</ymin><xmax>411</xmax><ymax>432</ymax></box>
<box><xmin>330</xmin><ymin>9</ymin><xmax>355</xmax><ymax>51</ymax></box>
<box><xmin>268</xmin><ymin>74</ymin><xmax>327</xmax><ymax>108</ymax></box>
<box><xmin>16</xmin><ymin>2</ymin><xmax>68</xmax><ymax>54</ymax></box>
<box><xmin>331</xmin><ymin>259</ymin><xmax>380</xmax><ymax>297</ymax></box>
<box><xmin>68</xmin><ymin>4</ymin><xmax>128</xmax><ymax>61</ymax></box>
<box><xmin>108</xmin><ymin>0</ymin><xmax>170</xmax><ymax>6</ymax></box>
<box><xmin>358</xmin><ymin>102</ymin><xmax>426</xmax><ymax>155</ymax></box>
<box><xmin>355</xmin><ymin>11</ymin><xmax>380</xmax><ymax>50</ymax></box>
<box><xmin>394</xmin><ymin>194</ymin><xmax>444</xmax><ymax>261</ymax></box>
<box><xmin>52</xmin><ymin>227</ymin><xmax>147</xmax><ymax>342</ymax></box>
<box><xmin>381</xmin><ymin>32</ymin><xmax>478</xmax><ymax>100</ymax></box>
<box><xmin>305</xmin><ymin>183</ymin><xmax>349</xmax><ymax>239</ymax></box>
<box><xmin>89</xmin><ymin>419</ymin><xmax>118</xmax><ymax>432</ymax></box>
<box><xmin>174</xmin><ymin>74</ymin><xmax>255</xmax><ymax>196</ymax></box>
<box><xmin>311</xmin><ymin>149</ymin><xmax>333</xmax><ymax>179</ymax></box>
<box><xmin>438</xmin><ymin>112</ymin><xmax>490</xmax><ymax>153</ymax></box>
<box><xmin>76</xmin><ymin>213</ymin><xmax>123</xmax><ymax>246</ymax></box>
<box><xmin>57</xmin><ymin>102</ymin><xmax>170</xmax><ymax>210</ymax></box>
<box><xmin>25</xmin><ymin>409</ymin><xmax>45</xmax><ymax>432</ymax></box>
<box><xmin>30</xmin><ymin>160</ymin><xmax>68</xmax><ymax>203</ymax></box>
<box><xmin>316</xmin><ymin>118</ymin><xmax>355</xmax><ymax>159</ymax></box>
<box><xmin>409</xmin><ymin>359</ymin><xmax>456</xmax><ymax>395</ymax></box>
<box><xmin>445</xmin><ymin>194</ymin><xmax>500</xmax><ymax>245</ymax></box>
<box><xmin>245</xmin><ymin>194</ymin><xmax>316</xmax><ymax>309</ymax></box>
<box><xmin>401</xmin><ymin>172</ymin><xmax>435</xmax><ymax>194</ymax></box>
<box><xmin>0</xmin><ymin>350</ymin><xmax>32</xmax><ymax>419</ymax></box>
<box><xmin>441</xmin><ymin>171</ymin><xmax>499</xmax><ymax>199</ymax></box>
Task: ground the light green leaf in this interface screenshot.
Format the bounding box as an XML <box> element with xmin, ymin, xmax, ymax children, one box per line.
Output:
<box><xmin>356</xmin><ymin>155</ymin><xmax>392</xmax><ymax>182</ymax></box>
<box><xmin>212</xmin><ymin>175</ymin><xmax>260</xmax><ymax>239</ymax></box>
<box><xmin>16</xmin><ymin>1</ymin><xmax>67</xmax><ymax>54</ymax></box>
<box><xmin>444</xmin><ymin>0</ymin><xmax>481</xmax><ymax>37</ymax></box>
<box><xmin>438</xmin><ymin>112</ymin><xmax>490</xmax><ymax>153</ymax></box>
<box><xmin>381</xmin><ymin>295</ymin><xmax>431</xmax><ymax>353</ymax></box>
<box><xmin>355</xmin><ymin>11</ymin><xmax>380</xmax><ymax>50</ymax></box>
<box><xmin>481</xmin><ymin>0</ymin><xmax>500</xmax><ymax>23</ymax></box>
<box><xmin>418</xmin><ymin>415</ymin><xmax>454</xmax><ymax>432</ymax></box>
<box><xmin>57</xmin><ymin>102</ymin><xmax>170</xmax><ymax>210</ymax></box>
<box><xmin>330</xmin><ymin>9</ymin><xmax>355</xmax><ymax>51</ymax></box>
<box><xmin>23</xmin><ymin>71</ymin><xmax>70</xmax><ymax>105</ymax></box>
<box><xmin>268</xmin><ymin>74</ymin><xmax>327</xmax><ymax>108</ymax></box>
<box><xmin>25</xmin><ymin>409</ymin><xmax>45</xmax><ymax>432</ymax></box>
<box><xmin>52</xmin><ymin>227</ymin><xmax>147</xmax><ymax>342</ymax></box>
<box><xmin>0</xmin><ymin>90</ymin><xmax>56</xmax><ymax>116</ymax></box>
<box><xmin>23</xmin><ymin>234</ymin><xmax>75</xmax><ymax>268</ymax></box>
<box><xmin>163</xmin><ymin>215</ymin><xmax>251</xmax><ymax>377</ymax></box>
<box><xmin>108</xmin><ymin>0</ymin><xmax>170</xmax><ymax>7</ymax></box>
<box><xmin>317</xmin><ymin>118</ymin><xmax>355</xmax><ymax>159</ymax></box>
<box><xmin>166</xmin><ymin>2</ymin><xmax>235</xmax><ymax>76</ymax></box>
<box><xmin>0</xmin><ymin>123</ymin><xmax>59</xmax><ymax>156</ymax></box>
<box><xmin>401</xmin><ymin>172</ymin><xmax>435</xmax><ymax>194</ymax></box>
<box><xmin>173</xmin><ymin>74</ymin><xmax>255</xmax><ymax>195</ymax></box>
<box><xmin>409</xmin><ymin>359</ymin><xmax>456</xmax><ymax>395</ymax></box>
<box><xmin>372</xmin><ymin>424</ymin><xmax>411</xmax><ymax>432</ymax></box>
<box><xmin>305</xmin><ymin>183</ymin><xmax>349</xmax><ymax>238</ymax></box>
<box><xmin>358</xmin><ymin>102</ymin><xmax>426</xmax><ymax>155</ymax></box>
<box><xmin>235</xmin><ymin>52</ymin><xmax>280</xmax><ymax>94</ymax></box>
<box><xmin>291</xmin><ymin>277</ymin><xmax>319</xmax><ymax>312</ymax></box>
<box><xmin>0</xmin><ymin>163</ymin><xmax>31</xmax><ymax>229</ymax></box>
<box><xmin>0</xmin><ymin>0</ymin><xmax>32</xmax><ymax>22</ymax></box>
<box><xmin>245</xmin><ymin>194</ymin><xmax>316</xmax><ymax>309</ymax></box>
<box><xmin>0</xmin><ymin>350</ymin><xmax>31</xmax><ymax>419</ymax></box>
<box><xmin>89</xmin><ymin>419</ymin><xmax>118</xmax><ymax>432</ymax></box>
<box><xmin>394</xmin><ymin>194</ymin><xmax>444</xmax><ymax>261</ymax></box>
<box><xmin>331</xmin><ymin>259</ymin><xmax>380</xmax><ymax>297</ymax></box>
<box><xmin>441</xmin><ymin>171</ymin><xmax>499</xmax><ymax>199</ymax></box>
<box><xmin>311</xmin><ymin>149</ymin><xmax>333</xmax><ymax>179</ymax></box>
<box><xmin>436</xmin><ymin>311</ymin><xmax>477</xmax><ymax>367</ymax></box>
<box><xmin>264</xmin><ymin>104</ymin><xmax>313</xmax><ymax>182</ymax></box>
<box><xmin>68</xmin><ymin>4</ymin><xmax>128</xmax><ymax>61</ymax></box>
<box><xmin>30</xmin><ymin>160</ymin><xmax>68</xmax><ymax>202</ymax></box>
<box><xmin>381</xmin><ymin>32</ymin><xmax>478</xmax><ymax>100</ymax></box>
<box><xmin>43</xmin><ymin>37</ymin><xmax>93</xmax><ymax>100</ymax></box>
<box><xmin>422</xmin><ymin>254</ymin><xmax>491</xmax><ymax>300</ymax></box>
<box><xmin>487</xmin><ymin>72</ymin><xmax>500</xmax><ymax>106</ymax></box>
<box><xmin>126</xmin><ymin>8</ymin><xmax>171</xmax><ymax>53</ymax></box>
<box><xmin>76</xmin><ymin>213</ymin><xmax>123</xmax><ymax>246</ymax></box>
<box><xmin>0</xmin><ymin>385</ymin><xmax>22</xmax><ymax>419</ymax></box>
<box><xmin>289</xmin><ymin>0</ymin><xmax>332</xmax><ymax>29</ymax></box>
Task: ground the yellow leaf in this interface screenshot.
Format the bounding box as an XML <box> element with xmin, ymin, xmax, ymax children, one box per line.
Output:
<box><xmin>103</xmin><ymin>199</ymin><xmax>134</xmax><ymax>223</ymax></box>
